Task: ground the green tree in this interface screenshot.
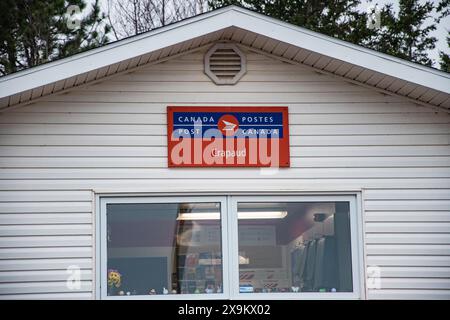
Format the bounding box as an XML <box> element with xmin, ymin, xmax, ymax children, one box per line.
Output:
<box><xmin>366</xmin><ymin>0</ymin><xmax>437</xmax><ymax>66</ymax></box>
<box><xmin>210</xmin><ymin>1</ymin><xmax>444</xmax><ymax>68</ymax></box>
<box><xmin>436</xmin><ymin>0</ymin><xmax>449</xmax><ymax>20</ymax></box>
<box><xmin>439</xmin><ymin>34</ymin><xmax>450</xmax><ymax>72</ymax></box>
<box><xmin>0</xmin><ymin>0</ymin><xmax>110</xmax><ymax>75</ymax></box>
<box><xmin>436</xmin><ymin>0</ymin><xmax>449</xmax><ymax>72</ymax></box>
<box><xmin>208</xmin><ymin>0</ymin><xmax>375</xmax><ymax>44</ymax></box>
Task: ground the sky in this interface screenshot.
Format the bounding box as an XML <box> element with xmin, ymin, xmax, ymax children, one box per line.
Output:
<box><xmin>95</xmin><ymin>0</ymin><xmax>449</xmax><ymax>68</ymax></box>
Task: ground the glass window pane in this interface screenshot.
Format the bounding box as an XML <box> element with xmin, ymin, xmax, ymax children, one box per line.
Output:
<box><xmin>106</xmin><ymin>202</ymin><xmax>223</xmax><ymax>296</ymax></box>
<box><xmin>237</xmin><ymin>201</ymin><xmax>353</xmax><ymax>293</ymax></box>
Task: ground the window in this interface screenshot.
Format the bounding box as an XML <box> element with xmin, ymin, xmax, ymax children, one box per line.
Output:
<box><xmin>99</xmin><ymin>197</ymin><xmax>228</xmax><ymax>299</ymax></box>
<box><xmin>236</xmin><ymin>201</ymin><xmax>353</xmax><ymax>294</ymax></box>
<box><xmin>98</xmin><ymin>195</ymin><xmax>361</xmax><ymax>299</ymax></box>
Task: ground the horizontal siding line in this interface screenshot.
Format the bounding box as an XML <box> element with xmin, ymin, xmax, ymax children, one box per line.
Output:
<box><xmin>368</xmin><ymin>288</ymin><xmax>450</xmax><ymax>291</ymax></box>
<box><xmin>0</xmin><ymin>188</ymin><xmax>92</xmax><ymax>190</ymax></box>
<box><xmin>0</xmin><ymin>290</ymin><xmax>93</xmax><ymax>295</ymax></box>
<box><xmin>1</xmin><ymin>145</ymin><xmax>448</xmax><ymax>148</ymax></box>
<box><xmin>13</xmin><ymin>106</ymin><xmax>436</xmax><ymax>113</ymax></box>
<box><xmin>35</xmin><ymin>95</ymin><xmax>409</xmax><ymax>101</ymax></box>
<box><xmin>14</xmin><ymin>101</ymin><xmax>433</xmax><ymax>105</ymax></box>
<box><xmin>104</xmin><ymin>80</ymin><xmax>370</xmax><ymax>84</ymax></box>
<box><xmin>365</xmin><ymin>187</ymin><xmax>450</xmax><ymax>190</ymax></box>
<box><xmin>366</xmin><ymin>229</ymin><xmax>450</xmax><ymax>232</ymax></box>
<box><xmin>367</xmin><ymin>243</ymin><xmax>450</xmax><ymax>246</ymax></box>
<box><xmin>0</xmin><ymin>291</ymin><xmax>93</xmax><ymax>296</ymax></box>
<box><xmin>2</xmin><ymin>121</ymin><xmax>447</xmax><ymax>125</ymax></box>
<box><xmin>0</xmin><ymin>246</ymin><xmax>92</xmax><ymax>251</ymax></box>
<box><xmin>1</xmin><ymin>133</ymin><xmax>447</xmax><ymax>137</ymax></box>
<box><xmin>10</xmin><ymin>109</ymin><xmax>438</xmax><ymax>112</ymax></box>
<box><xmin>367</xmin><ymin>256</ymin><xmax>450</xmax><ymax>259</ymax></box>
<box><xmin>82</xmin><ymin>90</ymin><xmax>375</xmax><ymax>94</ymax></box>
<box><xmin>2</xmin><ymin>134</ymin><xmax>448</xmax><ymax>139</ymax></box>
<box><xmin>365</xmin><ymin>219</ymin><xmax>450</xmax><ymax>222</ymax></box>
<box><xmin>0</xmin><ymin>224</ymin><xmax>92</xmax><ymax>226</ymax></box>
<box><xmin>366</xmin><ymin>256</ymin><xmax>450</xmax><ymax>260</ymax></box>
<box><xmin>2</xmin><ymin>123</ymin><xmax>447</xmax><ymax>127</ymax></box>
<box><xmin>2</xmin><ymin>168</ymin><xmax>449</xmax><ymax>175</ymax></box>
<box><xmin>0</xmin><ymin>255</ymin><xmax>93</xmax><ymax>262</ymax></box>
<box><xmin>38</xmin><ymin>100</ymin><xmax>410</xmax><ymax>104</ymax></box>
<box><xmin>2</xmin><ymin>177</ymin><xmax>450</xmax><ymax>181</ymax></box>
<box><xmin>0</xmin><ymin>257</ymin><xmax>92</xmax><ymax>261</ymax></box>
<box><xmin>370</xmin><ymin>277</ymin><xmax>450</xmax><ymax>280</ymax></box>
<box><xmin>2</xmin><ymin>155</ymin><xmax>450</xmax><ymax>158</ymax></box>
<box><xmin>366</xmin><ymin>266</ymin><xmax>450</xmax><ymax>269</ymax></box>
<box><xmin>24</xmin><ymin>112</ymin><xmax>442</xmax><ymax>116</ymax></box>
<box><xmin>368</xmin><ymin>254</ymin><xmax>449</xmax><ymax>262</ymax></box>
<box><xmin>0</xmin><ymin>223</ymin><xmax>92</xmax><ymax>227</ymax></box>
<box><xmin>2</xmin><ymin>166</ymin><xmax>450</xmax><ymax>170</ymax></box>
<box><xmin>10</xmin><ymin>111</ymin><xmax>439</xmax><ymax>115</ymax></box>
<box><xmin>366</xmin><ymin>233</ymin><xmax>450</xmax><ymax>235</ymax></box>
<box><xmin>1</xmin><ymin>156</ymin><xmax>450</xmax><ymax>160</ymax></box>
<box><xmin>0</xmin><ymin>268</ymin><xmax>92</xmax><ymax>273</ymax></box>
<box><xmin>0</xmin><ymin>257</ymin><xmax>93</xmax><ymax>264</ymax></box>
<box><xmin>365</xmin><ymin>199</ymin><xmax>450</xmax><ymax>202</ymax></box>
<box><xmin>3</xmin><ymin>122</ymin><xmax>447</xmax><ymax>126</ymax></box>
<box><xmin>0</xmin><ymin>200</ymin><xmax>91</xmax><ymax>203</ymax></box>
<box><xmin>0</xmin><ymin>235</ymin><xmax>93</xmax><ymax>239</ymax></box>
<box><xmin>366</xmin><ymin>221</ymin><xmax>450</xmax><ymax>223</ymax></box>
<box><xmin>0</xmin><ymin>186</ymin><xmax>448</xmax><ymax>191</ymax></box>
<box><xmin>0</xmin><ymin>293</ymin><xmax>93</xmax><ymax>299</ymax></box>
<box><xmin>373</xmin><ymin>277</ymin><xmax>450</xmax><ymax>280</ymax></box>
<box><xmin>1</xmin><ymin>146</ymin><xmax>448</xmax><ymax>151</ymax></box>
<box><xmin>0</xmin><ymin>246</ymin><xmax>92</xmax><ymax>250</ymax></box>
<box><xmin>366</xmin><ymin>233</ymin><xmax>450</xmax><ymax>236</ymax></box>
<box><xmin>368</xmin><ymin>255</ymin><xmax>450</xmax><ymax>258</ymax></box>
<box><xmin>16</xmin><ymin>101</ymin><xmax>426</xmax><ymax>106</ymax></box>
<box><xmin>2</xmin><ymin>178</ymin><xmax>450</xmax><ymax>181</ymax></box>
<box><xmin>365</xmin><ymin>209</ymin><xmax>450</xmax><ymax>212</ymax></box>
<box><xmin>0</xmin><ymin>257</ymin><xmax>92</xmax><ymax>262</ymax></box>
<box><xmin>0</xmin><ymin>279</ymin><xmax>92</xmax><ymax>284</ymax></box>
<box><xmin>3</xmin><ymin>133</ymin><xmax>446</xmax><ymax>136</ymax></box>
<box><xmin>1</xmin><ymin>180</ymin><xmax>449</xmax><ymax>190</ymax></box>
<box><xmin>0</xmin><ymin>234</ymin><xmax>92</xmax><ymax>238</ymax></box>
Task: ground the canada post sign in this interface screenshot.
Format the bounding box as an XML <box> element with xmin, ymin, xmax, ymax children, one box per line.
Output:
<box><xmin>167</xmin><ymin>106</ymin><xmax>290</xmax><ymax>167</ymax></box>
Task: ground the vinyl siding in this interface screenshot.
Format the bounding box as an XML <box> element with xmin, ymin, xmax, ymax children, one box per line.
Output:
<box><xmin>0</xmin><ymin>46</ymin><xmax>449</xmax><ymax>299</ymax></box>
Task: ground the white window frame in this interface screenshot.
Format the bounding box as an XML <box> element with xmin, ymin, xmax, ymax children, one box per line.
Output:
<box><xmin>96</xmin><ymin>194</ymin><xmax>363</xmax><ymax>300</ymax></box>
<box><xmin>228</xmin><ymin>195</ymin><xmax>362</xmax><ymax>300</ymax></box>
<box><xmin>97</xmin><ymin>196</ymin><xmax>230</xmax><ymax>300</ymax></box>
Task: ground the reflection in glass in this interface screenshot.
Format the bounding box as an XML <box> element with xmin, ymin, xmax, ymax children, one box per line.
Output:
<box><xmin>106</xmin><ymin>202</ymin><xmax>222</xmax><ymax>296</ymax></box>
<box><xmin>237</xmin><ymin>202</ymin><xmax>353</xmax><ymax>293</ymax></box>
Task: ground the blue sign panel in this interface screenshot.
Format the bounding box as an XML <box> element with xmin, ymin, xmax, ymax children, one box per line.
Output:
<box><xmin>172</xmin><ymin>111</ymin><xmax>284</xmax><ymax>138</ymax></box>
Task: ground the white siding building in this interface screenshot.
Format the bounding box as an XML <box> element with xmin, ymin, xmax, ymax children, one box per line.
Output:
<box><xmin>0</xmin><ymin>6</ymin><xmax>449</xmax><ymax>300</ymax></box>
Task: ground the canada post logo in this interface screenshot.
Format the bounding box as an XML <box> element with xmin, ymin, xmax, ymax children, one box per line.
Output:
<box><xmin>167</xmin><ymin>107</ymin><xmax>290</xmax><ymax>167</ymax></box>
<box><xmin>218</xmin><ymin>114</ymin><xmax>239</xmax><ymax>136</ymax></box>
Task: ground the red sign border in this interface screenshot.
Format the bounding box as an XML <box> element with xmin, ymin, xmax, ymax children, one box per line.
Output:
<box><xmin>167</xmin><ymin>106</ymin><xmax>290</xmax><ymax>168</ymax></box>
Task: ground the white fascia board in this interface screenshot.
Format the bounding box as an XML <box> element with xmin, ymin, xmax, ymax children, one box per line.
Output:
<box><xmin>230</xmin><ymin>8</ymin><xmax>450</xmax><ymax>94</ymax></box>
<box><xmin>0</xmin><ymin>7</ymin><xmax>235</xmax><ymax>98</ymax></box>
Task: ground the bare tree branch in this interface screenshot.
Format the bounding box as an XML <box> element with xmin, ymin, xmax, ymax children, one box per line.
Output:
<box><xmin>108</xmin><ymin>0</ymin><xmax>209</xmax><ymax>37</ymax></box>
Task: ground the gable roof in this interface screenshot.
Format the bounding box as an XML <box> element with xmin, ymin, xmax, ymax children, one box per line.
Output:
<box><xmin>0</xmin><ymin>5</ymin><xmax>449</xmax><ymax>111</ymax></box>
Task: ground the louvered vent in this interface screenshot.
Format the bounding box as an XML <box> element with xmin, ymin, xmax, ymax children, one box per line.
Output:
<box><xmin>204</xmin><ymin>43</ymin><xmax>246</xmax><ymax>85</ymax></box>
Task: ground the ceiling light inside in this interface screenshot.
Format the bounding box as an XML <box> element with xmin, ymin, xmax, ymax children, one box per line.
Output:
<box><xmin>177</xmin><ymin>211</ymin><xmax>287</xmax><ymax>220</ymax></box>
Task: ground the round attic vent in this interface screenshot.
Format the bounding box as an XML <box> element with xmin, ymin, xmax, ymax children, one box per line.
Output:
<box><xmin>204</xmin><ymin>43</ymin><xmax>247</xmax><ymax>85</ymax></box>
